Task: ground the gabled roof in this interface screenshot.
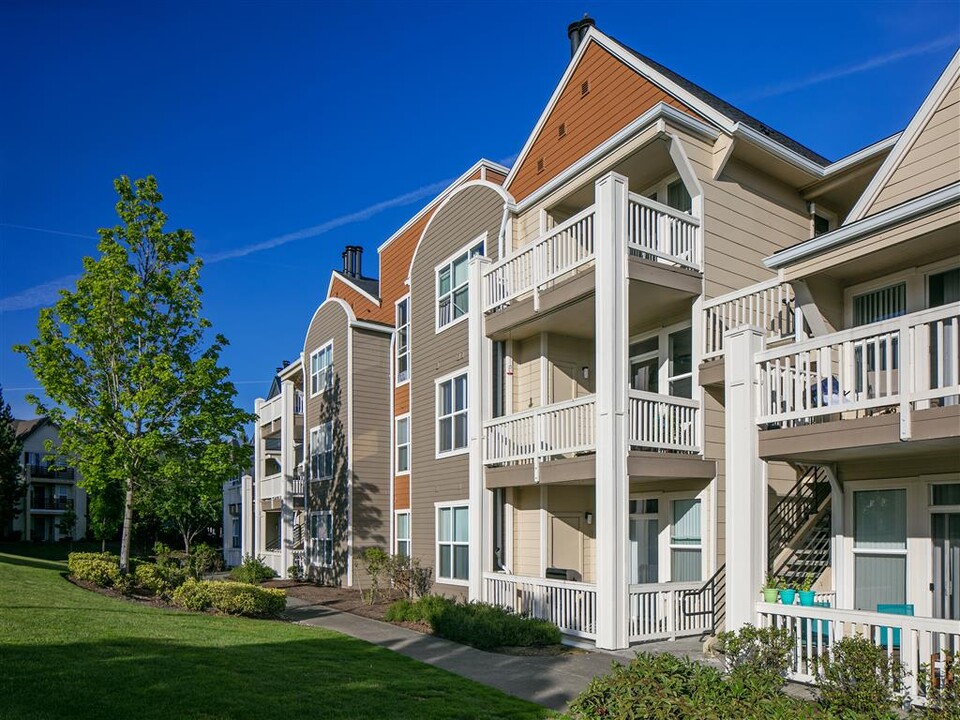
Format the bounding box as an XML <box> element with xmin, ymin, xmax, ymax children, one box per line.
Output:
<box><xmin>13</xmin><ymin>417</ymin><xmax>50</xmax><ymax>440</ymax></box>
<box><xmin>844</xmin><ymin>48</ymin><xmax>960</xmax><ymax>224</ymax></box>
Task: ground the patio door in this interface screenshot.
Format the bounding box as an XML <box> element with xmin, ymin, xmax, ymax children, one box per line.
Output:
<box><xmin>932</xmin><ymin>512</ymin><xmax>960</xmax><ymax>620</ymax></box>
<box><xmin>629</xmin><ymin>499</ymin><xmax>659</xmax><ymax>584</ymax></box>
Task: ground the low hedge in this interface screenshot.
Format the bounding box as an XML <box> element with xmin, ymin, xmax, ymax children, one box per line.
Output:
<box><xmin>228</xmin><ymin>555</ymin><xmax>276</xmax><ymax>585</ymax></box>
<box><xmin>133</xmin><ymin>562</ymin><xmax>187</xmax><ymax>599</ymax></box>
<box><xmin>68</xmin><ymin>552</ymin><xmax>121</xmax><ymax>588</ymax></box>
<box><xmin>172</xmin><ymin>579</ymin><xmax>286</xmax><ymax>617</ymax></box>
<box><xmin>385</xmin><ymin>595</ymin><xmax>560</xmax><ymax>650</ymax></box>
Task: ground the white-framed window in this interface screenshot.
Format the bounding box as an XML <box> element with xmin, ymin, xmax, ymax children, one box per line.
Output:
<box><xmin>436</xmin><ymin>502</ymin><xmax>469</xmax><ymax>583</ymax></box>
<box><xmin>629</xmin><ymin>322</ymin><xmax>693</xmax><ymax>398</ymax></box>
<box><xmin>309</xmin><ymin>422</ymin><xmax>333</xmax><ymax>480</ymax></box>
<box><xmin>231</xmin><ymin>518</ymin><xmax>241</xmax><ymax>549</ymax></box>
<box><xmin>853</xmin><ymin>488</ymin><xmax>907</xmax><ymax>611</ymax></box>
<box><xmin>396</xmin><ymin>297</ymin><xmax>410</xmax><ymax>384</ymax></box>
<box><xmin>310</xmin><ymin>341</ymin><xmax>333</xmax><ymax>396</ymax></box>
<box><xmin>395</xmin><ymin>415</ymin><xmax>410</xmax><ymax>474</ymax></box>
<box><xmin>642</xmin><ymin>174</ymin><xmax>692</xmax><ymax>214</ymax></box>
<box><xmin>436</xmin><ymin>237</ymin><xmax>485</xmax><ymax>331</ymax></box>
<box><xmin>436</xmin><ymin>369</ymin><xmax>468</xmax><ymax>457</ymax></box>
<box><xmin>670</xmin><ymin>498</ymin><xmax>702</xmax><ymax>582</ymax></box>
<box><xmin>310</xmin><ymin>511</ymin><xmax>333</xmax><ymax>568</ymax></box>
<box><xmin>628</xmin><ymin>498</ymin><xmax>660</xmax><ymax>584</ymax></box>
<box><xmin>396</xmin><ymin>510</ymin><xmax>411</xmax><ymax>558</ymax></box>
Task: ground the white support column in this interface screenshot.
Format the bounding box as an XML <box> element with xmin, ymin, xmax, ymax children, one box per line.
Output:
<box><xmin>280</xmin><ymin>381</ymin><xmax>295</xmax><ymax>578</ymax></box>
<box><xmin>594</xmin><ymin>171</ymin><xmax>630</xmax><ymax>651</ymax></box>
<box><xmin>241</xmin><ymin>473</ymin><xmax>254</xmax><ymax>558</ymax></box>
<box><xmin>468</xmin><ymin>256</ymin><xmax>492</xmax><ymax>601</ymax></box>
<box><xmin>724</xmin><ymin>325</ymin><xmax>767</xmax><ymax>631</ymax></box>
<box><xmin>824</xmin><ymin>465</ymin><xmax>845</xmax><ymax>605</ymax></box>
<box><xmin>253</xmin><ymin>398</ymin><xmax>264</xmax><ymax>557</ymax></box>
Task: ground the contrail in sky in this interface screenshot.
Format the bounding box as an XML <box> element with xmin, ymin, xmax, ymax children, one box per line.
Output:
<box><xmin>743</xmin><ymin>36</ymin><xmax>957</xmax><ymax>100</ymax></box>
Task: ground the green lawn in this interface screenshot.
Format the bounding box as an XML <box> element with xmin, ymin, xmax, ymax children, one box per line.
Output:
<box><xmin>0</xmin><ymin>545</ymin><xmax>555</xmax><ymax>720</ymax></box>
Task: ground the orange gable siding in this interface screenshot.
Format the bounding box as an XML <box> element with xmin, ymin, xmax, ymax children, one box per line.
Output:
<box><xmin>394</xmin><ymin>384</ymin><xmax>409</xmax><ymax>415</ymax></box>
<box><xmin>394</xmin><ymin>474</ymin><xmax>410</xmax><ymax>510</ymax></box>
<box><xmin>508</xmin><ymin>41</ymin><xmax>699</xmax><ymax>202</ymax></box>
<box><xmin>486</xmin><ymin>169</ymin><xmax>507</xmax><ymax>186</ymax></box>
<box><xmin>374</xmin><ymin>213</ymin><xmax>429</xmax><ymax>325</ymax></box>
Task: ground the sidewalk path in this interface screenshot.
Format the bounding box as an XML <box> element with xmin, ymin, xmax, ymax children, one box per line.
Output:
<box><xmin>284</xmin><ymin>598</ymin><xmax>714</xmax><ymax>712</ymax></box>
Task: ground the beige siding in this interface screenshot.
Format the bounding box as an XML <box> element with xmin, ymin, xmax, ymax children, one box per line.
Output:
<box><xmin>350</xmin><ymin>327</ymin><xmax>392</xmax><ymax>585</ymax></box>
<box><xmin>512</xmin><ymin>486</ymin><xmax>542</xmax><ymax>576</ymax></box>
<box><xmin>546</xmin><ymin>485</ymin><xmax>596</xmax><ymax>583</ymax></box>
<box><xmin>302</xmin><ymin>300</ymin><xmax>351</xmax><ymax>585</ymax></box>
<box><xmin>871</xmin><ymin>78</ymin><xmax>960</xmax><ymax>215</ymax></box>
<box><xmin>408</xmin><ymin>184</ymin><xmax>505</xmax><ymax>593</ymax></box>
<box><xmin>512</xmin><ymin>336</ymin><xmax>542</xmax><ymax>410</ymax></box>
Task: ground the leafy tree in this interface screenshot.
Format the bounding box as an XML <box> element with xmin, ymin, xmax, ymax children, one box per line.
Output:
<box><xmin>17</xmin><ymin>176</ymin><xmax>252</xmax><ymax>571</ymax></box>
<box><xmin>0</xmin><ymin>386</ymin><xmax>26</xmax><ymax>537</ymax></box>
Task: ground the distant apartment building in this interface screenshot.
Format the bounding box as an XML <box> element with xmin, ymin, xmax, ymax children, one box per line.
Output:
<box><xmin>9</xmin><ymin>418</ymin><xmax>87</xmax><ymax>542</ymax></box>
<box><xmin>235</xmin><ymin>17</ymin><xmax>959</xmax><ymax>690</ymax></box>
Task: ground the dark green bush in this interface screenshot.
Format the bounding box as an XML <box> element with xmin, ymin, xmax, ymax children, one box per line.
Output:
<box><xmin>134</xmin><ymin>562</ymin><xmax>186</xmax><ymax>599</ymax></box>
<box><xmin>716</xmin><ymin>624</ymin><xmax>793</xmax><ymax>693</ymax></box>
<box><xmin>187</xmin><ymin>543</ymin><xmax>222</xmax><ymax>579</ymax></box>
<box><xmin>384</xmin><ymin>595</ymin><xmax>560</xmax><ymax>650</ymax></box>
<box><xmin>229</xmin><ymin>554</ymin><xmax>276</xmax><ymax>585</ymax></box>
<box><xmin>815</xmin><ymin>634</ymin><xmax>904</xmax><ymax>718</ymax></box>
<box><xmin>569</xmin><ymin>652</ymin><xmax>822</xmax><ymax>720</ymax></box>
<box><xmin>916</xmin><ymin>653</ymin><xmax>960</xmax><ymax>718</ymax></box>
<box><xmin>172</xmin><ymin>579</ymin><xmax>286</xmax><ymax>617</ymax></box>
<box><xmin>68</xmin><ymin>552</ymin><xmax>121</xmax><ymax>588</ymax></box>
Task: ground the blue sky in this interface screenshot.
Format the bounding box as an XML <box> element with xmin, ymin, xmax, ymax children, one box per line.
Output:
<box><xmin>1</xmin><ymin>1</ymin><xmax>957</xmax><ymax>420</ymax></box>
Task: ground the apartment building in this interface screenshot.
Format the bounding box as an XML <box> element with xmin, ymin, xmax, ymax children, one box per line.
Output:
<box><xmin>238</xmin><ymin>18</ymin><xmax>958</xmax><ymax>677</ymax></box>
<box><xmin>8</xmin><ymin>418</ymin><xmax>87</xmax><ymax>542</ymax></box>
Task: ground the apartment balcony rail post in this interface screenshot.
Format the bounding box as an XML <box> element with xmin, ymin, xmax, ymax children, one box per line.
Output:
<box><xmin>241</xmin><ymin>473</ymin><xmax>254</xmax><ymax>558</ymax></box>
<box><xmin>724</xmin><ymin>325</ymin><xmax>767</xmax><ymax>631</ymax></box>
<box><xmin>594</xmin><ymin>171</ymin><xmax>630</xmax><ymax>650</ymax></box>
<box><xmin>469</xmin><ymin>255</ymin><xmax>492</xmax><ymax>601</ymax></box>
<box><xmin>254</xmin><ymin>397</ymin><xmax>264</xmax><ymax>557</ymax></box>
<box><xmin>280</xmin><ymin>380</ymin><xmax>296</xmax><ymax>577</ymax></box>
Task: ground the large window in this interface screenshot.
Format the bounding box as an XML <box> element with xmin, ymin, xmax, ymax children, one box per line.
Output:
<box><xmin>437</xmin><ymin>503</ymin><xmax>469</xmax><ymax>582</ymax></box>
<box><xmin>670</xmin><ymin>499</ymin><xmax>702</xmax><ymax>582</ymax></box>
<box><xmin>231</xmin><ymin>518</ymin><xmax>241</xmax><ymax>549</ymax></box>
<box><xmin>437</xmin><ymin>371</ymin><xmax>468</xmax><ymax>456</ymax></box>
<box><xmin>436</xmin><ymin>239</ymin><xmax>484</xmax><ymax>330</ymax></box>
<box><xmin>396</xmin><ymin>511</ymin><xmax>411</xmax><ymax>558</ymax></box>
<box><xmin>645</xmin><ymin>176</ymin><xmax>692</xmax><ymax>214</ymax></box>
<box><xmin>310</xmin><ymin>422</ymin><xmax>333</xmax><ymax>480</ymax></box>
<box><xmin>396</xmin><ymin>298</ymin><xmax>409</xmax><ymax>383</ymax></box>
<box><xmin>853</xmin><ymin>489</ymin><xmax>907</xmax><ymax>611</ymax></box>
<box><xmin>310</xmin><ymin>511</ymin><xmax>333</xmax><ymax>568</ymax></box>
<box><xmin>853</xmin><ymin>283</ymin><xmax>906</xmax><ymax>326</ymax></box>
<box><xmin>629</xmin><ymin>324</ymin><xmax>693</xmax><ymax>399</ymax></box>
<box><xmin>629</xmin><ymin>498</ymin><xmax>659</xmax><ymax>584</ymax></box>
<box><xmin>310</xmin><ymin>342</ymin><xmax>333</xmax><ymax>396</ymax></box>
<box><xmin>395</xmin><ymin>416</ymin><xmax>410</xmax><ymax>474</ymax></box>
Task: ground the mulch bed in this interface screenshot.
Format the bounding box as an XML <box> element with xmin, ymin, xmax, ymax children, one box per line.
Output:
<box><xmin>66</xmin><ymin>575</ymin><xmax>172</xmax><ymax>610</ymax></box>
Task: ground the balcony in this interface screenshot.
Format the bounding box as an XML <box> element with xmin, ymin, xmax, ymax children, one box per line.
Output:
<box><xmin>484</xmin><ymin>392</ymin><xmax>700</xmax><ymax>467</ymax></box>
<box><xmin>31</xmin><ymin>496</ymin><xmax>74</xmax><ymax>511</ymax></box>
<box><xmin>260</xmin><ymin>472</ymin><xmax>282</xmax><ymax>499</ymax></box>
<box><xmin>26</xmin><ymin>464</ymin><xmax>75</xmax><ymax>481</ymax></box>
<box><xmin>258</xmin><ymin>389</ymin><xmax>304</xmax><ymax>427</ymax></box>
<box><xmin>702</xmin><ymin>279</ymin><xmax>799</xmax><ymax>361</ymax></box>
<box><xmin>483</xmin><ymin>193</ymin><xmax>701</xmax><ymax>314</ymax></box>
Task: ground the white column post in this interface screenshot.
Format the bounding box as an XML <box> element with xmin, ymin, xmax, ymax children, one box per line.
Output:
<box><xmin>468</xmin><ymin>255</ymin><xmax>492</xmax><ymax>601</ymax></box>
<box><xmin>724</xmin><ymin>325</ymin><xmax>767</xmax><ymax>631</ymax></box>
<box><xmin>825</xmin><ymin>465</ymin><xmax>845</xmax><ymax>605</ymax></box>
<box><xmin>594</xmin><ymin>171</ymin><xmax>630</xmax><ymax>650</ymax></box>
<box><xmin>241</xmin><ymin>473</ymin><xmax>254</xmax><ymax>558</ymax></box>
<box><xmin>280</xmin><ymin>381</ymin><xmax>295</xmax><ymax>577</ymax></box>
<box><xmin>253</xmin><ymin>398</ymin><xmax>264</xmax><ymax>557</ymax></box>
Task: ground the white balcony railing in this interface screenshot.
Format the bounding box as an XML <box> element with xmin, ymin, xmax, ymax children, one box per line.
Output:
<box><xmin>484</xmin><ymin>396</ymin><xmax>596</xmax><ymax>466</ymax></box>
<box><xmin>483</xmin><ymin>572</ymin><xmax>597</xmax><ymax>639</ymax></box>
<box><xmin>628</xmin><ymin>391</ymin><xmax>700</xmax><ymax>453</ymax></box>
<box><xmin>626</xmin><ymin>193</ymin><xmax>701</xmax><ymax>272</ymax></box>
<box><xmin>288</xmin><ymin>474</ymin><xmax>304</xmax><ymax>497</ymax></box>
<box><xmin>483</xmin><ymin>195</ymin><xmax>701</xmax><ymax>313</ymax></box>
<box><xmin>628</xmin><ymin>582</ymin><xmax>713</xmax><ymax>641</ymax></box>
<box><xmin>757</xmin><ymin>602</ymin><xmax>960</xmax><ymax>703</ymax></box>
<box><xmin>258</xmin><ymin>395</ymin><xmax>283</xmax><ymax>426</ymax></box>
<box><xmin>757</xmin><ymin>303</ymin><xmax>960</xmax><ymax>431</ymax></box>
<box><xmin>702</xmin><ymin>278</ymin><xmax>799</xmax><ymax>361</ymax></box>
<box><xmin>260</xmin><ymin>472</ymin><xmax>282</xmax><ymax>499</ymax></box>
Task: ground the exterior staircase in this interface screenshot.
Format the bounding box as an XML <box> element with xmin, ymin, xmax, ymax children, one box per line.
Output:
<box><xmin>769</xmin><ymin>465</ymin><xmax>832</xmax><ymax>588</ymax></box>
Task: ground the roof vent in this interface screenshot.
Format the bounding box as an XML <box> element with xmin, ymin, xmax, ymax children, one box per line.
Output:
<box><xmin>342</xmin><ymin>245</ymin><xmax>363</xmax><ymax>278</ymax></box>
<box><xmin>581</xmin><ymin>80</ymin><xmax>590</xmax><ymax>97</ymax></box>
<box><xmin>558</xmin><ymin>122</ymin><xmax>566</xmax><ymax>138</ymax></box>
<box><xmin>567</xmin><ymin>15</ymin><xmax>595</xmax><ymax>58</ymax></box>
<box><xmin>537</xmin><ymin>158</ymin><xmax>545</xmax><ymax>173</ymax></box>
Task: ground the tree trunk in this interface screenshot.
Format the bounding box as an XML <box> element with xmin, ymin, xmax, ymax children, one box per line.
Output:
<box><xmin>119</xmin><ymin>478</ymin><xmax>134</xmax><ymax>572</ymax></box>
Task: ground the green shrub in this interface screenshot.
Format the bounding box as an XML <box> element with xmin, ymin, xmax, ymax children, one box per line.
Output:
<box><xmin>716</xmin><ymin>624</ymin><xmax>793</xmax><ymax>693</ymax></box>
<box><xmin>68</xmin><ymin>552</ymin><xmax>121</xmax><ymax>588</ymax></box>
<box><xmin>134</xmin><ymin>562</ymin><xmax>187</xmax><ymax>599</ymax></box>
<box><xmin>384</xmin><ymin>595</ymin><xmax>560</xmax><ymax>650</ymax></box>
<box><xmin>815</xmin><ymin>635</ymin><xmax>904</xmax><ymax>718</ymax></box>
<box><xmin>187</xmin><ymin>543</ymin><xmax>223</xmax><ymax>579</ymax></box>
<box><xmin>360</xmin><ymin>547</ymin><xmax>389</xmax><ymax>604</ymax></box>
<box><xmin>387</xmin><ymin>554</ymin><xmax>432</xmax><ymax>599</ymax></box>
<box><xmin>229</xmin><ymin>554</ymin><xmax>276</xmax><ymax>585</ymax></box>
<box><xmin>917</xmin><ymin>653</ymin><xmax>960</xmax><ymax>718</ymax></box>
<box><xmin>569</xmin><ymin>652</ymin><xmax>822</xmax><ymax>720</ymax></box>
<box><xmin>172</xmin><ymin>579</ymin><xmax>286</xmax><ymax>617</ymax></box>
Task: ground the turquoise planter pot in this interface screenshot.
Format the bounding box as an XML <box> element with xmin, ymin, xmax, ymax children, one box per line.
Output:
<box><xmin>779</xmin><ymin>589</ymin><xmax>797</xmax><ymax>605</ymax></box>
<box><xmin>798</xmin><ymin>590</ymin><xmax>816</xmax><ymax>606</ymax></box>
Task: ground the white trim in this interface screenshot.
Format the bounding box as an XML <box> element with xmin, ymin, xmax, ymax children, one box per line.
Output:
<box><xmin>395</xmin><ymin>413</ymin><xmax>410</xmax><ymax>476</ymax></box>
<box><xmin>377</xmin><ymin>159</ymin><xmax>510</xmax><ymax>254</ymax></box>
<box><xmin>277</xmin><ymin>356</ymin><xmax>303</xmax><ymax>381</ymax></box>
<box><xmin>435</xmin><ymin>500</ymin><xmax>470</xmax><ymax>586</ymax></box>
<box><xmin>822</xmin><ymin>132</ymin><xmax>902</xmax><ymax>176</ymax></box>
<box><xmin>394</xmin><ymin>509</ymin><xmax>411</xmax><ymax>558</ymax></box>
<box><xmin>395</xmin><ymin>295</ymin><xmax>410</xmax><ymax>386</ymax></box>
<box><xmin>308</xmin><ymin>340</ymin><xmax>334</xmax><ymax>399</ymax></box>
<box><xmin>434</xmin><ymin>234</ymin><xmax>487</xmax><ymax>334</ymax></box>
<box><xmin>845</xmin><ymin>50</ymin><xmax>960</xmax><ymax>224</ymax></box>
<box><xmin>434</xmin><ymin>366</ymin><xmax>470</xmax><ymax>459</ymax></box>
<box><xmin>346</xmin><ymin>312</ymin><xmax>354</xmax><ymax>587</ymax></box>
<box><xmin>301</xmin><ymin>297</ymin><xmax>355</xmax><ymax>360</ymax></box>
<box><xmin>327</xmin><ymin>270</ymin><xmax>380</xmax><ymax>307</ymax></box>
<box><xmin>764</xmin><ymin>182</ymin><xmax>960</xmax><ymax>269</ymax></box>
<box><xmin>731</xmin><ymin>122</ymin><xmax>825</xmax><ymax>176</ymax></box>
<box><xmin>349</xmin><ymin>320</ymin><xmax>392</xmax><ymax>334</ymax></box>
<box><xmin>308</xmin><ymin>421</ymin><xmax>334</xmax><ymax>482</ymax></box>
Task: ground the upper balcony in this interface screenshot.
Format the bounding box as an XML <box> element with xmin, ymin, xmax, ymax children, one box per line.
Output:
<box><xmin>258</xmin><ymin>389</ymin><xmax>304</xmax><ymax>427</ymax></box>
<box><xmin>483</xmin><ymin>187</ymin><xmax>702</xmax><ymax>338</ymax></box>
<box><xmin>25</xmin><ymin>464</ymin><xmax>76</xmax><ymax>481</ymax></box>
<box><xmin>756</xmin><ymin>303</ymin><xmax>959</xmax><ymax>462</ymax></box>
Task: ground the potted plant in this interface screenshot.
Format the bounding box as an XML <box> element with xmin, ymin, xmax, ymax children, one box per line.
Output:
<box><xmin>779</xmin><ymin>578</ymin><xmax>797</xmax><ymax>606</ymax></box>
<box><xmin>798</xmin><ymin>573</ymin><xmax>817</xmax><ymax>606</ymax></box>
<box><xmin>761</xmin><ymin>573</ymin><xmax>779</xmax><ymax>603</ymax></box>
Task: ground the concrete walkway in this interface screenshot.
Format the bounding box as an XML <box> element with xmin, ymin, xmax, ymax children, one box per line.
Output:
<box><xmin>284</xmin><ymin>598</ymin><xmax>715</xmax><ymax>712</ymax></box>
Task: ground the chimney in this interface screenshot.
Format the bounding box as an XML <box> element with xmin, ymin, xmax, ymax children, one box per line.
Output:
<box><xmin>567</xmin><ymin>15</ymin><xmax>595</xmax><ymax>58</ymax></box>
<box><xmin>282</xmin><ymin>360</ymin><xmax>290</xmax><ymax>368</ymax></box>
<box><xmin>342</xmin><ymin>245</ymin><xmax>363</xmax><ymax>278</ymax></box>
